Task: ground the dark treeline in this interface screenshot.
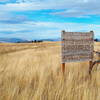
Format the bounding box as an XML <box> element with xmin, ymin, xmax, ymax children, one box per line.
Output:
<box><xmin>17</xmin><ymin>40</ymin><xmax>43</xmax><ymax>43</ymax></box>
<box><xmin>94</xmin><ymin>39</ymin><xmax>99</xmax><ymax>42</ymax></box>
<box><xmin>16</xmin><ymin>39</ymin><xmax>99</xmax><ymax>43</ymax></box>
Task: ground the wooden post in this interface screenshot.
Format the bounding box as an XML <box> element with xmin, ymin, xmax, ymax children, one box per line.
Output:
<box><xmin>89</xmin><ymin>61</ymin><xmax>93</xmax><ymax>75</ymax></box>
<box><xmin>61</xmin><ymin>63</ymin><xmax>65</xmax><ymax>74</ymax></box>
<box><xmin>89</xmin><ymin>31</ymin><xmax>94</xmax><ymax>76</ymax></box>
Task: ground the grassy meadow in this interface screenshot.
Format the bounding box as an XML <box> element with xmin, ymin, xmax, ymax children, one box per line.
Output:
<box><xmin>0</xmin><ymin>42</ymin><xmax>100</xmax><ymax>100</ymax></box>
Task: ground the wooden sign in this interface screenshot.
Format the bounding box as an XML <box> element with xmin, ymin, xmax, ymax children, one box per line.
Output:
<box><xmin>61</xmin><ymin>31</ymin><xmax>94</xmax><ymax>63</ymax></box>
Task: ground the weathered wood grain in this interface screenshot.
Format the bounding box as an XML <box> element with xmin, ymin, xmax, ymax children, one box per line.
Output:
<box><xmin>61</xmin><ymin>31</ymin><xmax>94</xmax><ymax>63</ymax></box>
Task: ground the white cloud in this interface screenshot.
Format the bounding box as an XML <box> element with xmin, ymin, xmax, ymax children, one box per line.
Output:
<box><xmin>0</xmin><ymin>21</ymin><xmax>100</xmax><ymax>39</ymax></box>
<box><xmin>0</xmin><ymin>0</ymin><xmax>100</xmax><ymax>17</ymax></box>
<box><xmin>0</xmin><ymin>0</ymin><xmax>100</xmax><ymax>39</ymax></box>
<box><xmin>0</xmin><ymin>0</ymin><xmax>9</xmax><ymax>2</ymax></box>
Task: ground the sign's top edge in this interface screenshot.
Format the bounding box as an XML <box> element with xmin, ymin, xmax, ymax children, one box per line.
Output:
<box><xmin>62</xmin><ymin>30</ymin><xmax>94</xmax><ymax>33</ymax></box>
<box><xmin>62</xmin><ymin>32</ymin><xmax>93</xmax><ymax>34</ymax></box>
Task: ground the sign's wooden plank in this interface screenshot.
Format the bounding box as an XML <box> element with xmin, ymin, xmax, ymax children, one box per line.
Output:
<box><xmin>61</xmin><ymin>31</ymin><xmax>94</xmax><ymax>63</ymax></box>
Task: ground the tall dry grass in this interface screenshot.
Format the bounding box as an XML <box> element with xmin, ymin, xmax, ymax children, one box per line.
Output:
<box><xmin>0</xmin><ymin>42</ymin><xmax>100</xmax><ymax>100</ymax></box>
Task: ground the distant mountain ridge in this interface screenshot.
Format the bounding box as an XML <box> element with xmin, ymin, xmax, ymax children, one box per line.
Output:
<box><xmin>0</xmin><ymin>38</ymin><xmax>60</xmax><ymax>43</ymax></box>
<box><xmin>0</xmin><ymin>37</ymin><xmax>100</xmax><ymax>43</ymax></box>
<box><xmin>41</xmin><ymin>38</ymin><xmax>60</xmax><ymax>41</ymax></box>
<box><xmin>0</xmin><ymin>38</ymin><xmax>26</xmax><ymax>43</ymax></box>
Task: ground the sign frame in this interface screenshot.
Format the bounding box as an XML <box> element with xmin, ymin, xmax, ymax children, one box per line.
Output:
<box><xmin>61</xmin><ymin>30</ymin><xmax>94</xmax><ymax>74</ymax></box>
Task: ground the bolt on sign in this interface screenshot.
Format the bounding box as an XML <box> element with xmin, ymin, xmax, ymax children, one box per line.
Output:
<box><xmin>61</xmin><ymin>31</ymin><xmax>94</xmax><ymax>74</ymax></box>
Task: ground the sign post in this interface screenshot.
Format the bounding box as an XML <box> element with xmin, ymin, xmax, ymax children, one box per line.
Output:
<box><xmin>61</xmin><ymin>63</ymin><xmax>65</xmax><ymax>74</ymax></box>
<box><xmin>61</xmin><ymin>30</ymin><xmax>94</xmax><ymax>74</ymax></box>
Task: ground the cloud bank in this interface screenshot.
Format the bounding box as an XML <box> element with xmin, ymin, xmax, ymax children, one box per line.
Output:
<box><xmin>0</xmin><ymin>0</ymin><xmax>100</xmax><ymax>39</ymax></box>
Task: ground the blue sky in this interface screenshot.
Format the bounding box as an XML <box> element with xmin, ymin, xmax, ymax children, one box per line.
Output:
<box><xmin>0</xmin><ymin>0</ymin><xmax>100</xmax><ymax>40</ymax></box>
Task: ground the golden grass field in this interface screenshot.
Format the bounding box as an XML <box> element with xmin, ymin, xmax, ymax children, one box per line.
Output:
<box><xmin>0</xmin><ymin>41</ymin><xmax>100</xmax><ymax>100</ymax></box>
